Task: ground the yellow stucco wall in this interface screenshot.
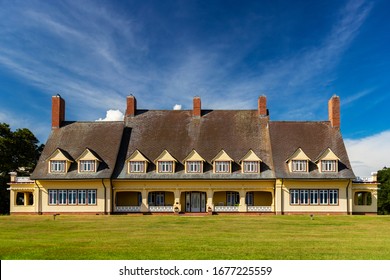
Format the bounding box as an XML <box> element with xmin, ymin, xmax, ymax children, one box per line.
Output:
<box><xmin>281</xmin><ymin>180</ymin><xmax>350</xmax><ymax>214</ymax></box>
<box><xmin>254</xmin><ymin>191</ymin><xmax>272</xmax><ymax>206</ymax></box>
<box><xmin>351</xmin><ymin>182</ymin><xmax>378</xmax><ymax>213</ymax></box>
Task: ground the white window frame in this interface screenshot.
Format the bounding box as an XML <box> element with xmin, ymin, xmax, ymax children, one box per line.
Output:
<box><xmin>130</xmin><ymin>161</ymin><xmax>145</xmax><ymax>173</ymax></box>
<box><xmin>87</xmin><ymin>190</ymin><xmax>97</xmax><ymax>205</ymax></box>
<box><xmin>48</xmin><ymin>190</ymin><xmax>57</xmax><ymax>205</ymax></box>
<box><xmin>215</xmin><ymin>161</ymin><xmax>230</xmax><ymax>173</ymax></box>
<box><xmin>243</xmin><ymin>161</ymin><xmax>259</xmax><ymax>173</ymax></box>
<box><xmin>319</xmin><ymin>190</ymin><xmax>329</xmax><ymax>205</ymax></box>
<box><xmin>292</xmin><ymin>160</ymin><xmax>307</xmax><ymax>172</ymax></box>
<box><xmin>321</xmin><ymin>160</ymin><xmax>337</xmax><ymax>172</ymax></box>
<box><xmin>78</xmin><ymin>190</ymin><xmax>87</xmax><ymax>205</ymax></box>
<box><xmin>158</xmin><ymin>161</ymin><xmax>173</xmax><ymax>173</ymax></box>
<box><xmin>68</xmin><ymin>190</ymin><xmax>77</xmax><ymax>205</ymax></box>
<box><xmin>300</xmin><ymin>190</ymin><xmax>309</xmax><ymax>205</ymax></box>
<box><xmin>79</xmin><ymin>160</ymin><xmax>96</xmax><ymax>172</ymax></box>
<box><xmin>290</xmin><ymin>189</ymin><xmax>299</xmax><ymax>205</ymax></box>
<box><xmin>58</xmin><ymin>190</ymin><xmax>67</xmax><ymax>205</ymax></box>
<box><xmin>187</xmin><ymin>161</ymin><xmax>202</xmax><ymax>173</ymax></box>
<box><xmin>50</xmin><ymin>160</ymin><xmax>66</xmax><ymax>173</ymax></box>
<box><xmin>310</xmin><ymin>190</ymin><xmax>318</xmax><ymax>205</ymax></box>
<box><xmin>329</xmin><ymin>189</ymin><xmax>338</xmax><ymax>205</ymax></box>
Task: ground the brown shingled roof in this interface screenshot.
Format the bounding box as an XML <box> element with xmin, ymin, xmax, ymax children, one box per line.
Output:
<box><xmin>269</xmin><ymin>121</ymin><xmax>355</xmax><ymax>179</ymax></box>
<box><xmin>114</xmin><ymin>110</ymin><xmax>275</xmax><ymax>179</ymax></box>
<box><xmin>31</xmin><ymin>121</ymin><xmax>124</xmax><ymax>180</ymax></box>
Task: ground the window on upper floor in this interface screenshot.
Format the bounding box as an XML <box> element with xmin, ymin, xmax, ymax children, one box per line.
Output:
<box><xmin>321</xmin><ymin>160</ymin><xmax>337</xmax><ymax>172</ymax></box>
<box><xmin>50</xmin><ymin>160</ymin><xmax>66</xmax><ymax>173</ymax></box>
<box><xmin>186</xmin><ymin>161</ymin><xmax>202</xmax><ymax>173</ymax></box>
<box><xmin>215</xmin><ymin>161</ymin><xmax>230</xmax><ymax>173</ymax></box>
<box><xmin>79</xmin><ymin>160</ymin><xmax>96</xmax><ymax>172</ymax></box>
<box><xmin>129</xmin><ymin>161</ymin><xmax>145</xmax><ymax>173</ymax></box>
<box><xmin>243</xmin><ymin>161</ymin><xmax>259</xmax><ymax>173</ymax></box>
<box><xmin>158</xmin><ymin>161</ymin><xmax>173</xmax><ymax>173</ymax></box>
<box><xmin>292</xmin><ymin>160</ymin><xmax>307</xmax><ymax>172</ymax></box>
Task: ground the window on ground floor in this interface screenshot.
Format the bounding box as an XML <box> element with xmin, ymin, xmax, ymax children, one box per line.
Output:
<box><xmin>16</xmin><ymin>192</ymin><xmax>33</xmax><ymax>206</ymax></box>
<box><xmin>290</xmin><ymin>189</ymin><xmax>339</xmax><ymax>206</ymax></box>
<box><xmin>48</xmin><ymin>189</ymin><xmax>97</xmax><ymax>205</ymax></box>
<box><xmin>148</xmin><ymin>192</ymin><xmax>165</xmax><ymax>206</ymax></box>
<box><xmin>226</xmin><ymin>191</ymin><xmax>240</xmax><ymax>206</ymax></box>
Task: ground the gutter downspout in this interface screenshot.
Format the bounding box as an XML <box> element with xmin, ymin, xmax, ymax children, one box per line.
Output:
<box><xmin>346</xmin><ymin>180</ymin><xmax>351</xmax><ymax>215</ymax></box>
<box><xmin>102</xmin><ymin>179</ymin><xmax>107</xmax><ymax>215</ymax></box>
<box><xmin>34</xmin><ymin>181</ymin><xmax>42</xmax><ymax>215</ymax></box>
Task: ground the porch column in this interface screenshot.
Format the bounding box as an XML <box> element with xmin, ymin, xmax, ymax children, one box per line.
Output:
<box><xmin>140</xmin><ymin>189</ymin><xmax>149</xmax><ymax>212</ymax></box>
<box><xmin>174</xmin><ymin>189</ymin><xmax>181</xmax><ymax>212</ymax></box>
<box><xmin>207</xmin><ymin>189</ymin><xmax>214</xmax><ymax>211</ymax></box>
<box><xmin>275</xmin><ymin>179</ymin><xmax>283</xmax><ymax>215</ymax></box>
<box><xmin>238</xmin><ymin>189</ymin><xmax>247</xmax><ymax>212</ymax></box>
<box><xmin>24</xmin><ymin>193</ymin><xmax>30</xmax><ymax>206</ymax></box>
<box><xmin>270</xmin><ymin>190</ymin><xmax>275</xmax><ymax>212</ymax></box>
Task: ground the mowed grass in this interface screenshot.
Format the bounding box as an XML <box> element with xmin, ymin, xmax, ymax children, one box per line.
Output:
<box><xmin>0</xmin><ymin>215</ymin><xmax>389</xmax><ymax>260</ymax></box>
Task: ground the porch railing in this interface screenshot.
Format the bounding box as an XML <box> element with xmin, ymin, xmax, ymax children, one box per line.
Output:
<box><xmin>115</xmin><ymin>206</ymin><xmax>141</xmax><ymax>212</ymax></box>
<box><xmin>149</xmin><ymin>206</ymin><xmax>174</xmax><ymax>212</ymax></box>
<box><xmin>214</xmin><ymin>206</ymin><xmax>239</xmax><ymax>212</ymax></box>
<box><xmin>247</xmin><ymin>206</ymin><xmax>272</xmax><ymax>212</ymax></box>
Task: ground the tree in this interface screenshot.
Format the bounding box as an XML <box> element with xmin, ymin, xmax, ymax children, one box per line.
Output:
<box><xmin>377</xmin><ymin>167</ymin><xmax>390</xmax><ymax>215</ymax></box>
<box><xmin>0</xmin><ymin>123</ymin><xmax>44</xmax><ymax>214</ymax></box>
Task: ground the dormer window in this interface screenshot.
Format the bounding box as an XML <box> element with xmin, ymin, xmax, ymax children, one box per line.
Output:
<box><xmin>50</xmin><ymin>160</ymin><xmax>66</xmax><ymax>173</ymax></box>
<box><xmin>155</xmin><ymin>150</ymin><xmax>177</xmax><ymax>174</ymax></box>
<box><xmin>292</xmin><ymin>160</ymin><xmax>307</xmax><ymax>172</ymax></box>
<box><xmin>187</xmin><ymin>161</ymin><xmax>202</xmax><ymax>173</ymax></box>
<box><xmin>212</xmin><ymin>150</ymin><xmax>233</xmax><ymax>174</ymax></box>
<box><xmin>47</xmin><ymin>148</ymin><xmax>73</xmax><ymax>174</ymax></box>
<box><xmin>243</xmin><ymin>161</ymin><xmax>258</xmax><ymax>173</ymax></box>
<box><xmin>184</xmin><ymin>150</ymin><xmax>205</xmax><ymax>174</ymax></box>
<box><xmin>127</xmin><ymin>150</ymin><xmax>149</xmax><ymax>174</ymax></box>
<box><xmin>321</xmin><ymin>160</ymin><xmax>336</xmax><ymax>172</ymax></box>
<box><xmin>286</xmin><ymin>148</ymin><xmax>311</xmax><ymax>173</ymax></box>
<box><xmin>215</xmin><ymin>161</ymin><xmax>230</xmax><ymax>173</ymax></box>
<box><xmin>79</xmin><ymin>160</ymin><xmax>96</xmax><ymax>172</ymax></box>
<box><xmin>315</xmin><ymin>148</ymin><xmax>340</xmax><ymax>173</ymax></box>
<box><xmin>130</xmin><ymin>161</ymin><xmax>145</xmax><ymax>173</ymax></box>
<box><xmin>76</xmin><ymin>148</ymin><xmax>101</xmax><ymax>173</ymax></box>
<box><xmin>159</xmin><ymin>161</ymin><xmax>173</xmax><ymax>173</ymax></box>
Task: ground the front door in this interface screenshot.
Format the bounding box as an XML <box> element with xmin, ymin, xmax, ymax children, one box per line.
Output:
<box><xmin>186</xmin><ymin>192</ymin><xmax>206</xmax><ymax>212</ymax></box>
<box><xmin>191</xmin><ymin>192</ymin><xmax>201</xmax><ymax>212</ymax></box>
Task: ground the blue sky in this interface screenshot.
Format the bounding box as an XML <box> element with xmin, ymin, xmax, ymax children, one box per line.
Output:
<box><xmin>0</xmin><ymin>0</ymin><xmax>389</xmax><ymax>177</ymax></box>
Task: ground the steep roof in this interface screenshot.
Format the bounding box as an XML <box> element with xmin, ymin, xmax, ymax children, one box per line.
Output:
<box><xmin>269</xmin><ymin>121</ymin><xmax>355</xmax><ymax>179</ymax></box>
<box><xmin>113</xmin><ymin>109</ymin><xmax>275</xmax><ymax>179</ymax></box>
<box><xmin>31</xmin><ymin>121</ymin><xmax>124</xmax><ymax>180</ymax></box>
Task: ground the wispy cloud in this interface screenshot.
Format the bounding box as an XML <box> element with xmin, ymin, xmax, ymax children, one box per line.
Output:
<box><xmin>345</xmin><ymin>130</ymin><xmax>390</xmax><ymax>178</ymax></box>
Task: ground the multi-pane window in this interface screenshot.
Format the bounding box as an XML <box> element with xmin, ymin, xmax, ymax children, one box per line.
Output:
<box><xmin>243</xmin><ymin>161</ymin><xmax>259</xmax><ymax>173</ymax></box>
<box><xmin>245</xmin><ymin>192</ymin><xmax>254</xmax><ymax>206</ymax></box>
<box><xmin>226</xmin><ymin>191</ymin><xmax>240</xmax><ymax>206</ymax></box>
<box><xmin>187</xmin><ymin>161</ymin><xmax>202</xmax><ymax>173</ymax></box>
<box><xmin>290</xmin><ymin>190</ymin><xmax>299</xmax><ymax>205</ymax></box>
<box><xmin>48</xmin><ymin>189</ymin><xmax>96</xmax><ymax>205</ymax></box>
<box><xmin>158</xmin><ymin>161</ymin><xmax>173</xmax><ymax>173</ymax></box>
<box><xmin>50</xmin><ymin>160</ymin><xmax>66</xmax><ymax>173</ymax></box>
<box><xmin>148</xmin><ymin>192</ymin><xmax>165</xmax><ymax>206</ymax></box>
<box><xmin>130</xmin><ymin>161</ymin><xmax>145</xmax><ymax>173</ymax></box>
<box><xmin>290</xmin><ymin>189</ymin><xmax>338</xmax><ymax>205</ymax></box>
<box><xmin>79</xmin><ymin>160</ymin><xmax>96</xmax><ymax>172</ymax></box>
<box><xmin>215</xmin><ymin>161</ymin><xmax>230</xmax><ymax>173</ymax></box>
<box><xmin>321</xmin><ymin>160</ymin><xmax>337</xmax><ymax>172</ymax></box>
<box><xmin>292</xmin><ymin>160</ymin><xmax>307</xmax><ymax>172</ymax></box>
<box><xmin>329</xmin><ymin>190</ymin><xmax>338</xmax><ymax>205</ymax></box>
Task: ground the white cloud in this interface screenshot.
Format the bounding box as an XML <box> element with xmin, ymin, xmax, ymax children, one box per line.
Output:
<box><xmin>173</xmin><ymin>104</ymin><xmax>182</xmax><ymax>110</ymax></box>
<box><xmin>345</xmin><ymin>130</ymin><xmax>390</xmax><ymax>178</ymax></box>
<box><xmin>96</xmin><ymin>110</ymin><xmax>124</xmax><ymax>121</ymax></box>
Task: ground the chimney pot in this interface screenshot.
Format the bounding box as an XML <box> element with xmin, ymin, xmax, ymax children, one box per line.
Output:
<box><xmin>193</xmin><ymin>96</ymin><xmax>201</xmax><ymax>118</ymax></box>
<box><xmin>258</xmin><ymin>95</ymin><xmax>268</xmax><ymax>116</ymax></box>
<box><xmin>126</xmin><ymin>95</ymin><xmax>137</xmax><ymax>117</ymax></box>
<box><xmin>52</xmin><ymin>95</ymin><xmax>65</xmax><ymax>129</ymax></box>
<box><xmin>328</xmin><ymin>95</ymin><xmax>340</xmax><ymax>129</ymax></box>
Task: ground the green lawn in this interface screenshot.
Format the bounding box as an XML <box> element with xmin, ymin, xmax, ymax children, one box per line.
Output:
<box><xmin>0</xmin><ymin>215</ymin><xmax>389</xmax><ymax>260</ymax></box>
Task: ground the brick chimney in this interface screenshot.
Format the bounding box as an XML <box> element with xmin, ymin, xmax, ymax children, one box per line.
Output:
<box><xmin>126</xmin><ymin>95</ymin><xmax>137</xmax><ymax>117</ymax></box>
<box><xmin>52</xmin><ymin>94</ymin><xmax>65</xmax><ymax>129</ymax></box>
<box><xmin>193</xmin><ymin>96</ymin><xmax>201</xmax><ymax>118</ymax></box>
<box><xmin>258</xmin><ymin>95</ymin><xmax>268</xmax><ymax>116</ymax></box>
<box><xmin>328</xmin><ymin>95</ymin><xmax>340</xmax><ymax>129</ymax></box>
